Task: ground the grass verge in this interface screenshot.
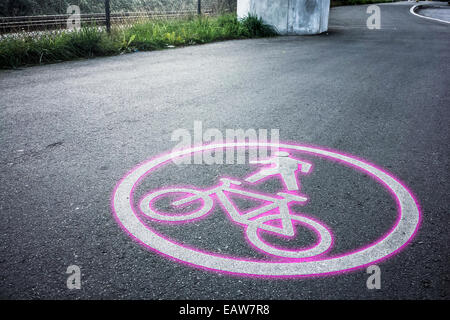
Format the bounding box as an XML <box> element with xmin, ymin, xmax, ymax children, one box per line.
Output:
<box><xmin>0</xmin><ymin>14</ymin><xmax>277</xmax><ymax>69</ymax></box>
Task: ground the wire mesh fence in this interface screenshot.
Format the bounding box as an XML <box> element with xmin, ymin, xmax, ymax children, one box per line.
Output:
<box><xmin>0</xmin><ymin>1</ymin><xmax>237</xmax><ymax>16</ymax></box>
<box><xmin>0</xmin><ymin>0</ymin><xmax>238</xmax><ymax>34</ymax></box>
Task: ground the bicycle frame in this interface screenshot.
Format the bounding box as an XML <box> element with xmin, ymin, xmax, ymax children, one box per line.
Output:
<box><xmin>173</xmin><ymin>178</ymin><xmax>309</xmax><ymax>237</ymax></box>
<box><xmin>139</xmin><ymin>177</ymin><xmax>333</xmax><ymax>259</ymax></box>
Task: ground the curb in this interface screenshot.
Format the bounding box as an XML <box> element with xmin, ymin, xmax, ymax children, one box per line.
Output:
<box><xmin>410</xmin><ymin>3</ymin><xmax>450</xmax><ymax>24</ymax></box>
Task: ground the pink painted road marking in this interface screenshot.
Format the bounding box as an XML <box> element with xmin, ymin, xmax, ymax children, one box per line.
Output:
<box><xmin>112</xmin><ymin>142</ymin><xmax>421</xmax><ymax>277</ymax></box>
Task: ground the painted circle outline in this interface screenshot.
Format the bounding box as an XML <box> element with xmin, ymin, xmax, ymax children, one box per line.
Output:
<box><xmin>112</xmin><ymin>142</ymin><xmax>421</xmax><ymax>277</ymax></box>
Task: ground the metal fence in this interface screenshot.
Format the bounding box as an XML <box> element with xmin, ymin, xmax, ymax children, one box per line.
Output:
<box><xmin>0</xmin><ymin>0</ymin><xmax>237</xmax><ymax>34</ymax></box>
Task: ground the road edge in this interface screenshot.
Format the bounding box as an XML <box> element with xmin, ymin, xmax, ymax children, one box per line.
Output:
<box><xmin>410</xmin><ymin>3</ymin><xmax>450</xmax><ymax>25</ymax></box>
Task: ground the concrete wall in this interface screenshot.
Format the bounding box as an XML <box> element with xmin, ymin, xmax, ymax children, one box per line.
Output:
<box><xmin>237</xmin><ymin>0</ymin><xmax>330</xmax><ymax>35</ymax></box>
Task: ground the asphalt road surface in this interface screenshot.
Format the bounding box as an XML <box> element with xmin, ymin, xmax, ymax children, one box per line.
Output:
<box><xmin>1</xmin><ymin>2</ymin><xmax>449</xmax><ymax>299</ymax></box>
<box><xmin>418</xmin><ymin>6</ymin><xmax>450</xmax><ymax>23</ymax></box>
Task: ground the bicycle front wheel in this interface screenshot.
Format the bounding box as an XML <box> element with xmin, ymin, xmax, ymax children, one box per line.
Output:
<box><xmin>246</xmin><ymin>214</ymin><xmax>333</xmax><ymax>259</ymax></box>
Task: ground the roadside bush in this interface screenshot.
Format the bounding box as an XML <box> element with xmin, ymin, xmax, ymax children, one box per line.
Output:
<box><xmin>240</xmin><ymin>14</ymin><xmax>278</xmax><ymax>37</ymax></box>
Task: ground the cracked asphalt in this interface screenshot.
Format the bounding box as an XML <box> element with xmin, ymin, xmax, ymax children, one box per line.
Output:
<box><xmin>0</xmin><ymin>2</ymin><xmax>449</xmax><ymax>299</ymax></box>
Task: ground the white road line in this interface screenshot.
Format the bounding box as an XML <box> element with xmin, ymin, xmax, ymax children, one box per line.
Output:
<box><xmin>410</xmin><ymin>4</ymin><xmax>450</xmax><ymax>25</ymax></box>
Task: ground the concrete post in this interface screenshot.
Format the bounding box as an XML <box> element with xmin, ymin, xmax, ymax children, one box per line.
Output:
<box><xmin>237</xmin><ymin>0</ymin><xmax>330</xmax><ymax>35</ymax></box>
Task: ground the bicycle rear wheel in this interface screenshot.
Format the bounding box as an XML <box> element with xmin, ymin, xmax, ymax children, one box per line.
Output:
<box><xmin>139</xmin><ymin>188</ymin><xmax>213</xmax><ymax>222</ymax></box>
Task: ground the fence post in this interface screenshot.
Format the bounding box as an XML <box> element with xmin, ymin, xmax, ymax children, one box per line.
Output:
<box><xmin>197</xmin><ymin>0</ymin><xmax>201</xmax><ymax>15</ymax></box>
<box><xmin>105</xmin><ymin>0</ymin><xmax>111</xmax><ymax>33</ymax></box>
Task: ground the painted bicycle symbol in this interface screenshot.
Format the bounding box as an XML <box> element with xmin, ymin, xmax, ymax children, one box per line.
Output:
<box><xmin>113</xmin><ymin>142</ymin><xmax>421</xmax><ymax>277</ymax></box>
<box><xmin>139</xmin><ymin>153</ymin><xmax>332</xmax><ymax>259</ymax></box>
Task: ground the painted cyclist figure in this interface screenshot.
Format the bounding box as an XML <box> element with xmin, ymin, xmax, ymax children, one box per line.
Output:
<box><xmin>246</xmin><ymin>151</ymin><xmax>312</xmax><ymax>191</ymax></box>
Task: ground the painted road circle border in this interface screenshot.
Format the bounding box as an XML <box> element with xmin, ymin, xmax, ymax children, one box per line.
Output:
<box><xmin>112</xmin><ymin>142</ymin><xmax>421</xmax><ymax>277</ymax></box>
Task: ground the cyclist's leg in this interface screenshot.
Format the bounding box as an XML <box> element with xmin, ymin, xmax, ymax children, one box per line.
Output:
<box><xmin>280</xmin><ymin>171</ymin><xmax>299</xmax><ymax>191</ymax></box>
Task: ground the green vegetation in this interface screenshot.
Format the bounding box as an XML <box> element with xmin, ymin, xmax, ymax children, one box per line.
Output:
<box><xmin>0</xmin><ymin>14</ymin><xmax>276</xmax><ymax>69</ymax></box>
<box><xmin>0</xmin><ymin>0</ymin><xmax>402</xmax><ymax>69</ymax></box>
